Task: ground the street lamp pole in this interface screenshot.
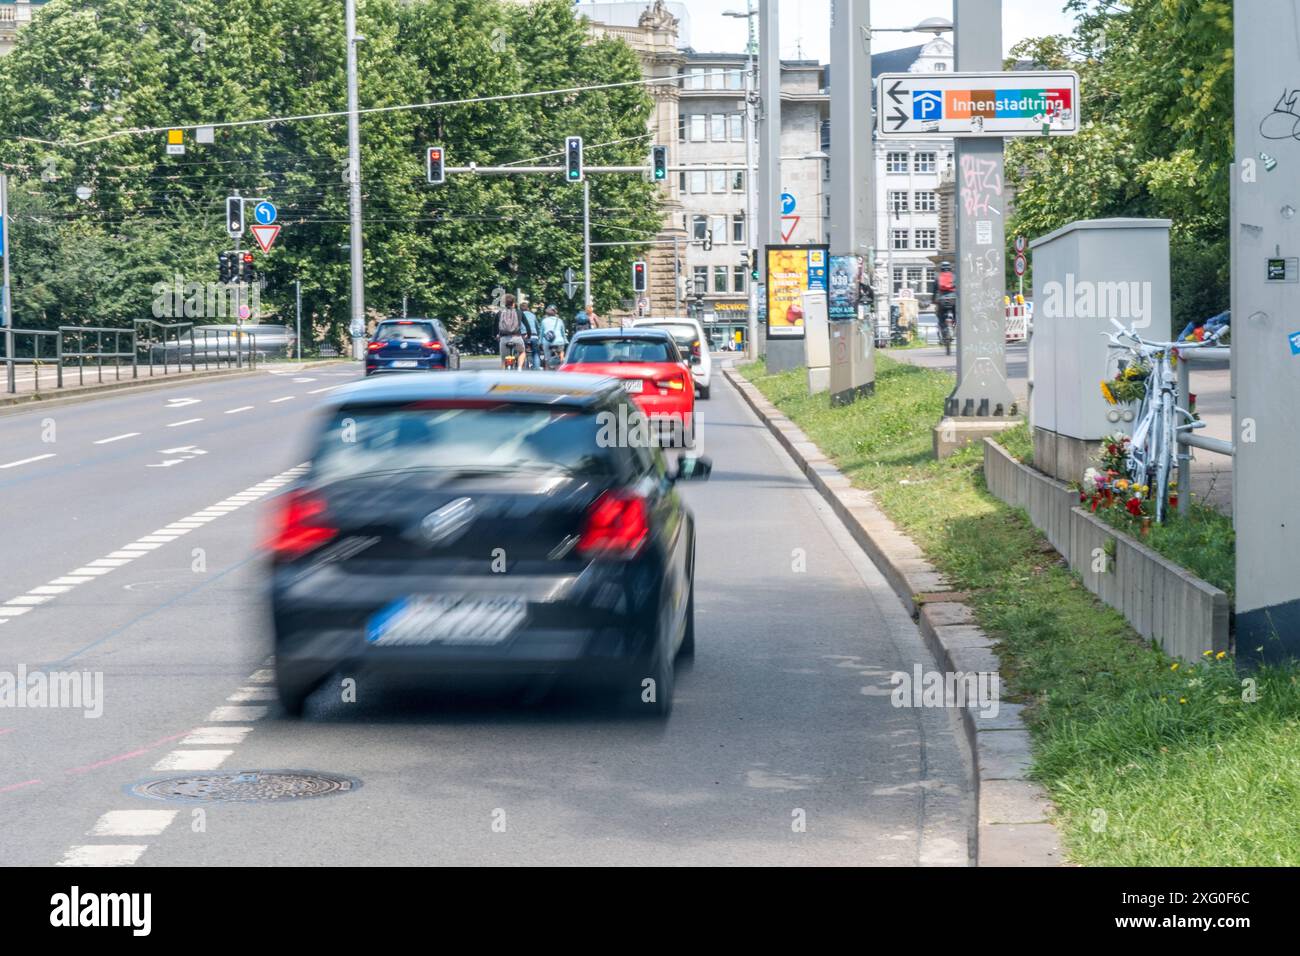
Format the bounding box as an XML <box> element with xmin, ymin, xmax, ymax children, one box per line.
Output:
<box><xmin>726</xmin><ymin>4</ymin><xmax>761</xmax><ymax>358</ymax></box>
<box><xmin>344</xmin><ymin>0</ymin><xmax>366</xmax><ymax>350</ymax></box>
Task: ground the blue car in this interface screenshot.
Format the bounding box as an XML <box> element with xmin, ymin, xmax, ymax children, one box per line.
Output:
<box><xmin>365</xmin><ymin>318</ymin><xmax>461</xmax><ymax>375</ymax></box>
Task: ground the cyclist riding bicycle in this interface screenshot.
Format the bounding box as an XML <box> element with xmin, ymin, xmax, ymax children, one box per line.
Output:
<box><xmin>497</xmin><ymin>294</ymin><xmax>526</xmax><ymax>370</ymax></box>
<box><xmin>931</xmin><ymin>261</ymin><xmax>958</xmax><ymax>352</ymax></box>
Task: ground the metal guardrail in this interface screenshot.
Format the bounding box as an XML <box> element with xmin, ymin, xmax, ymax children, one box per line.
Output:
<box><xmin>1175</xmin><ymin>345</ymin><xmax>1232</xmax><ymax>516</ymax></box>
<box><xmin>3</xmin><ymin>321</ymin><xmax>258</xmax><ymax>395</ymax></box>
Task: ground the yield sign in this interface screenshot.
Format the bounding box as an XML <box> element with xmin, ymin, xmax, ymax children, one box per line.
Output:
<box><xmin>780</xmin><ymin>215</ymin><xmax>800</xmax><ymax>243</ymax></box>
<box><xmin>250</xmin><ymin>223</ymin><xmax>281</xmax><ymax>252</ymax></box>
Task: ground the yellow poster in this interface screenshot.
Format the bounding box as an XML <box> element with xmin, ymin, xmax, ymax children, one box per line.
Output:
<box><xmin>765</xmin><ymin>245</ymin><xmax>828</xmax><ymax>338</ymax></box>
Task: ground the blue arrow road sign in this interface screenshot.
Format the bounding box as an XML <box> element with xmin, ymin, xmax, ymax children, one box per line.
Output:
<box><xmin>254</xmin><ymin>201</ymin><xmax>278</xmax><ymax>225</ymax></box>
<box><xmin>781</xmin><ymin>192</ymin><xmax>796</xmax><ymax>215</ymax></box>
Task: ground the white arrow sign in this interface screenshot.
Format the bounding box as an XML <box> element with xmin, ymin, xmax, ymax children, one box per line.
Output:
<box><xmin>876</xmin><ymin>71</ymin><xmax>1081</xmax><ymax>139</ymax></box>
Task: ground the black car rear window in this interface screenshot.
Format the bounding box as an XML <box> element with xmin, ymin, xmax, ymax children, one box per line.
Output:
<box><xmin>567</xmin><ymin>337</ymin><xmax>677</xmax><ymax>364</ymax></box>
<box><xmin>311</xmin><ymin>403</ymin><xmax>626</xmax><ymax>481</ymax></box>
<box><xmin>375</xmin><ymin>322</ymin><xmax>435</xmax><ymax>342</ymax></box>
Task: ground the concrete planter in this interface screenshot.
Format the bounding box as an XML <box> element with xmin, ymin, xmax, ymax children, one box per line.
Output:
<box><xmin>983</xmin><ymin>439</ymin><xmax>1230</xmax><ymax>662</ymax></box>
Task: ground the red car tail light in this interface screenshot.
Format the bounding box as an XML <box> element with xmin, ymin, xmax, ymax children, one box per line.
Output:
<box><xmin>421</xmin><ymin>340</ymin><xmax>443</xmax><ymax>351</ymax></box>
<box><xmin>577</xmin><ymin>491</ymin><xmax>649</xmax><ymax>557</ymax></box>
<box><xmin>266</xmin><ymin>490</ymin><xmax>337</xmax><ymax>560</ymax></box>
<box><xmin>366</xmin><ymin>341</ymin><xmax>385</xmax><ymax>352</ymax></box>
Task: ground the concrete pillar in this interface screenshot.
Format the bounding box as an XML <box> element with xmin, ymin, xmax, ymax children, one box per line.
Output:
<box><xmin>1232</xmin><ymin>0</ymin><xmax>1300</xmax><ymax>662</ymax></box>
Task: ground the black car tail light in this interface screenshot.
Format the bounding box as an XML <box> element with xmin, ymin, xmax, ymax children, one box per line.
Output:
<box><xmin>267</xmin><ymin>490</ymin><xmax>338</xmax><ymax>560</ymax></box>
<box><xmin>577</xmin><ymin>491</ymin><xmax>648</xmax><ymax>558</ymax></box>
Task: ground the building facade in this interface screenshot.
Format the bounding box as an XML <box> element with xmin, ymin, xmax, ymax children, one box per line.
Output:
<box><xmin>0</xmin><ymin>0</ymin><xmax>46</xmax><ymax>56</ymax></box>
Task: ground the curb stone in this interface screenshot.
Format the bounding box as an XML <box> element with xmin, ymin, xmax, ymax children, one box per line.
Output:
<box><xmin>724</xmin><ymin>365</ymin><xmax>1062</xmax><ymax>867</ymax></box>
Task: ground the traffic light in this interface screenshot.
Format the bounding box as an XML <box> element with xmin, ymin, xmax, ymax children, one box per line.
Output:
<box><xmin>749</xmin><ymin>249</ymin><xmax>759</xmax><ymax>281</ymax></box>
<box><xmin>226</xmin><ymin>196</ymin><xmax>244</xmax><ymax>238</ymax></box>
<box><xmin>218</xmin><ymin>252</ymin><xmax>233</xmax><ymax>284</ymax></box>
<box><xmin>426</xmin><ymin>146</ymin><xmax>445</xmax><ymax>185</ymax></box>
<box><xmin>702</xmin><ymin>230</ymin><xmax>713</xmax><ymax>252</ymax></box>
<box><xmin>240</xmin><ymin>252</ymin><xmax>257</xmax><ymax>284</ymax></box>
<box><xmin>651</xmin><ymin>145</ymin><xmax>667</xmax><ymax>181</ymax></box>
<box><xmin>632</xmin><ymin>260</ymin><xmax>647</xmax><ymax>293</ymax></box>
<box><xmin>565</xmin><ymin>136</ymin><xmax>583</xmax><ymax>183</ymax></box>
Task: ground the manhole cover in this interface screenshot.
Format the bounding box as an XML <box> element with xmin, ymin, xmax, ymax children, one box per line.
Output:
<box><xmin>129</xmin><ymin>770</ymin><xmax>360</xmax><ymax>804</ymax></box>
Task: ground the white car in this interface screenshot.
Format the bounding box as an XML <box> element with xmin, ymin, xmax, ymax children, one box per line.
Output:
<box><xmin>630</xmin><ymin>317</ymin><xmax>713</xmax><ymax>399</ymax></box>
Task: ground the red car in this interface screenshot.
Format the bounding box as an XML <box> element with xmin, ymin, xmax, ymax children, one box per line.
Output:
<box><xmin>559</xmin><ymin>328</ymin><xmax>696</xmax><ymax>447</ymax></box>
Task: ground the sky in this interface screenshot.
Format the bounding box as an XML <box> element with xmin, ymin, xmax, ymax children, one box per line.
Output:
<box><xmin>576</xmin><ymin>1</ymin><xmax>1080</xmax><ymax>60</ymax></box>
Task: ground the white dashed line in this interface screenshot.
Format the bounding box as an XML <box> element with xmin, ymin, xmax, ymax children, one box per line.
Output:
<box><xmin>166</xmin><ymin>417</ymin><xmax>204</xmax><ymax>427</ymax></box>
<box><xmin>152</xmin><ymin>750</ymin><xmax>232</xmax><ymax>772</ymax></box>
<box><xmin>0</xmin><ymin>454</ymin><xmax>55</xmax><ymax>469</ymax></box>
<box><xmin>308</xmin><ymin>385</ymin><xmax>343</xmax><ymax>394</ymax></box>
<box><xmin>225</xmin><ymin>405</ymin><xmax>254</xmax><ymax>414</ymax></box>
<box><xmin>94</xmin><ymin>433</ymin><xmax>140</xmax><ymax>445</ymax></box>
<box><xmin>57</xmin><ymin>845</ymin><xmax>148</xmax><ymax>867</ymax></box>
<box><xmin>227</xmin><ymin>686</ymin><xmax>277</xmax><ymax>702</ymax></box>
<box><xmin>88</xmin><ymin>810</ymin><xmax>178</xmax><ymax>838</ymax></box>
<box><xmin>181</xmin><ymin>726</ymin><xmax>254</xmax><ymax>746</ymax></box>
<box><xmin>270</xmin><ymin>396</ymin><xmax>295</xmax><ymax>403</ymax></box>
<box><xmin>206</xmin><ymin>705</ymin><xmax>268</xmax><ymax>722</ymax></box>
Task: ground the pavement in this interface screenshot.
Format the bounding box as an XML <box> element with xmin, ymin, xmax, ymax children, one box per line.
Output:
<box><xmin>0</xmin><ymin>357</ymin><xmax>972</xmax><ymax>866</ymax></box>
<box><xmin>887</xmin><ymin>343</ymin><xmax>1234</xmax><ymax>511</ymax></box>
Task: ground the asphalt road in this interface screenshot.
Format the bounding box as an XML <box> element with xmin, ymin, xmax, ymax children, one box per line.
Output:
<box><xmin>0</xmin><ymin>359</ymin><xmax>971</xmax><ymax>866</ymax></box>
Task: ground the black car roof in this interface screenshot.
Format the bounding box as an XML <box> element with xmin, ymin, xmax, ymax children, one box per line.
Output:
<box><xmin>324</xmin><ymin>370</ymin><xmax>624</xmax><ymax>410</ymax></box>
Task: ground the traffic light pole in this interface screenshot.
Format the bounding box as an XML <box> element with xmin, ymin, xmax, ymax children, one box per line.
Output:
<box><xmin>345</xmin><ymin>0</ymin><xmax>366</xmax><ymax>350</ymax></box>
<box><xmin>583</xmin><ymin>179</ymin><xmax>592</xmax><ymax>319</ymax></box>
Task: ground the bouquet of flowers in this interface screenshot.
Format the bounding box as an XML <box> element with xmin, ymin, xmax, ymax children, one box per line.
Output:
<box><xmin>1100</xmin><ymin>361</ymin><xmax>1150</xmax><ymax>406</ymax></box>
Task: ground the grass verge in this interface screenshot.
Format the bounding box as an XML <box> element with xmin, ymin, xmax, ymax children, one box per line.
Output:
<box><xmin>742</xmin><ymin>355</ymin><xmax>1300</xmax><ymax>866</ymax></box>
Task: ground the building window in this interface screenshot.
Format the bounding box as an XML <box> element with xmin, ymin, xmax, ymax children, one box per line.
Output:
<box><xmin>689</xmin><ymin>115</ymin><xmax>706</xmax><ymax>142</ymax></box>
<box><xmin>886</xmin><ymin>151</ymin><xmax>909</xmax><ymax>173</ymax></box>
<box><xmin>914</xmin><ymin>151</ymin><xmax>937</xmax><ymax>173</ymax></box>
<box><xmin>726</xmin><ymin>67</ymin><xmax>744</xmax><ymax>90</ymax></box>
<box><xmin>729</xmin><ymin>113</ymin><xmax>744</xmax><ymax>141</ymax></box>
<box><xmin>892</xmin><ymin>267</ymin><xmax>906</xmax><ymax>294</ymax></box>
<box><xmin>914</xmin><ymin>228</ymin><xmax>937</xmax><ymax>250</ymax></box>
<box><xmin>888</xmin><ymin>191</ymin><xmax>909</xmax><ymax>214</ymax></box>
<box><xmin>823</xmin><ymin>158</ymin><xmax>830</xmax><ymax>181</ymax></box>
<box><xmin>934</xmin><ymin>62</ymin><xmax>947</xmax><ymax>72</ymax></box>
<box><xmin>692</xmin><ymin>215</ymin><xmax>708</xmax><ymax>241</ymax></box>
<box><xmin>914</xmin><ymin>190</ymin><xmax>937</xmax><ymax>212</ymax></box>
<box><xmin>732</xmin><ymin>213</ymin><xmax>745</xmax><ymax>244</ymax></box>
<box><xmin>922</xmin><ymin>266</ymin><xmax>936</xmax><ymax>289</ymax></box>
<box><xmin>709</xmin><ymin>169</ymin><xmax>727</xmax><ymax>193</ymax></box>
<box><xmin>685</xmin><ymin>67</ymin><xmax>705</xmax><ymax>91</ymax></box>
<box><xmin>710</xmin><ymin>215</ymin><xmax>727</xmax><ymax>244</ymax></box>
<box><xmin>906</xmin><ymin>267</ymin><xmax>924</xmax><ymax>291</ymax></box>
<box><xmin>710</xmin><ymin>68</ymin><xmax>726</xmax><ymax>90</ymax></box>
<box><xmin>690</xmin><ymin>168</ymin><xmax>707</xmax><ymax>194</ymax></box>
<box><xmin>713</xmin><ymin>266</ymin><xmax>729</xmax><ymax>293</ymax></box>
<box><xmin>820</xmin><ymin>119</ymin><xmax>831</xmax><ymax>153</ymax></box>
<box><xmin>891</xmin><ymin>229</ymin><xmax>909</xmax><ymax>250</ymax></box>
<box><xmin>679</xmin><ymin>171</ymin><xmax>686</xmax><ymax>192</ymax></box>
<box><xmin>732</xmin><ymin>170</ymin><xmax>744</xmax><ymax>192</ymax></box>
<box><xmin>693</xmin><ymin>265</ymin><xmax>708</xmax><ymax>292</ymax></box>
<box><xmin>733</xmin><ymin>266</ymin><xmax>747</xmax><ymax>292</ymax></box>
<box><xmin>677</xmin><ymin>114</ymin><xmax>686</xmax><ymax>142</ymax></box>
<box><xmin>711</xmin><ymin>114</ymin><xmax>727</xmax><ymax>141</ymax></box>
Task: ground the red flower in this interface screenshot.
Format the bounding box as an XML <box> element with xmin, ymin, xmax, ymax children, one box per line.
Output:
<box><xmin>1169</xmin><ymin>495</ymin><xmax>1178</xmax><ymax>508</ymax></box>
<box><xmin>1126</xmin><ymin>497</ymin><xmax>1143</xmax><ymax>516</ymax></box>
<box><xmin>1107</xmin><ymin>444</ymin><xmax>1118</xmax><ymax>455</ymax></box>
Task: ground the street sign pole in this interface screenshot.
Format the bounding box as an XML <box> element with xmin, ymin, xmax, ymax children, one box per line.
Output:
<box><xmin>945</xmin><ymin>0</ymin><xmax>1016</xmax><ymax>420</ymax></box>
<box><xmin>1</xmin><ymin>172</ymin><xmax>11</xmax><ymax>329</ymax></box>
<box><xmin>345</xmin><ymin>0</ymin><xmax>366</xmax><ymax>358</ymax></box>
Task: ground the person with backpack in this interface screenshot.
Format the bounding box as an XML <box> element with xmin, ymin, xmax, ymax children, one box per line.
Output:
<box><xmin>931</xmin><ymin>262</ymin><xmax>958</xmax><ymax>354</ymax></box>
<box><xmin>573</xmin><ymin>303</ymin><xmax>592</xmax><ymax>334</ymax></box>
<box><xmin>520</xmin><ymin>299</ymin><xmax>541</xmax><ymax>369</ymax></box>
<box><xmin>539</xmin><ymin>305</ymin><xmax>568</xmax><ymax>369</ymax></box>
<box><xmin>497</xmin><ymin>293</ymin><xmax>526</xmax><ymax>370</ymax></box>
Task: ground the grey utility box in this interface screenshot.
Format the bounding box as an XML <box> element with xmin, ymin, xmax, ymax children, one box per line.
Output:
<box><xmin>1029</xmin><ymin>218</ymin><xmax>1171</xmax><ymax>481</ymax></box>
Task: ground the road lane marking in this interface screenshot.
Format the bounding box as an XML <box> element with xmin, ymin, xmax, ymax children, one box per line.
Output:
<box><xmin>164</xmin><ymin>397</ymin><xmax>201</xmax><ymax>408</ymax></box>
<box><xmin>308</xmin><ymin>385</ymin><xmax>343</xmax><ymax>394</ymax></box>
<box><xmin>94</xmin><ymin>433</ymin><xmax>140</xmax><ymax>445</ymax></box>
<box><xmin>225</xmin><ymin>405</ymin><xmax>254</xmax><ymax>414</ymax></box>
<box><xmin>0</xmin><ymin>463</ymin><xmax>309</xmax><ymax>631</ymax></box>
<box><xmin>166</xmin><ymin>417</ymin><xmax>203</xmax><ymax>427</ymax></box>
<box><xmin>292</xmin><ymin>377</ymin><xmax>317</xmax><ymax>383</ymax></box>
<box><xmin>57</xmin><ymin>845</ymin><xmax>148</xmax><ymax>867</ymax></box>
<box><xmin>270</xmin><ymin>396</ymin><xmax>295</xmax><ymax>403</ymax></box>
<box><xmin>181</xmin><ymin>726</ymin><xmax>253</xmax><ymax>746</ymax></box>
<box><xmin>206</xmin><ymin>705</ymin><xmax>267</xmax><ymax>722</ymax></box>
<box><xmin>0</xmin><ymin>454</ymin><xmax>55</xmax><ymax>469</ymax></box>
<box><xmin>0</xmin><ymin>779</ymin><xmax>41</xmax><ymax>794</ymax></box>
<box><xmin>152</xmin><ymin>750</ymin><xmax>232</xmax><ymax>772</ymax></box>
<box><xmin>227</xmin><ymin>686</ymin><xmax>276</xmax><ymax>702</ymax></box>
<box><xmin>247</xmin><ymin>669</ymin><xmax>273</xmax><ymax>684</ymax></box>
<box><xmin>88</xmin><ymin>810</ymin><xmax>178</xmax><ymax>838</ymax></box>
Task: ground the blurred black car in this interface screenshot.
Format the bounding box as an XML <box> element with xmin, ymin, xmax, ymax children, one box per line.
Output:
<box><xmin>365</xmin><ymin>318</ymin><xmax>460</xmax><ymax>375</ymax></box>
<box><xmin>267</xmin><ymin>370</ymin><xmax>709</xmax><ymax>717</ymax></box>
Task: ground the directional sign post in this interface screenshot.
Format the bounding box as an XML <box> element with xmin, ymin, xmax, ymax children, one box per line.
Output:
<box><xmin>563</xmin><ymin>267</ymin><xmax>578</xmax><ymax>300</ymax></box>
<box><xmin>876</xmin><ymin>71</ymin><xmax>1080</xmax><ymax>139</ymax></box>
<box><xmin>250</xmin><ymin>223</ymin><xmax>281</xmax><ymax>253</ymax></box>
<box><xmin>254</xmin><ymin>201</ymin><xmax>278</xmax><ymax>226</ymax></box>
